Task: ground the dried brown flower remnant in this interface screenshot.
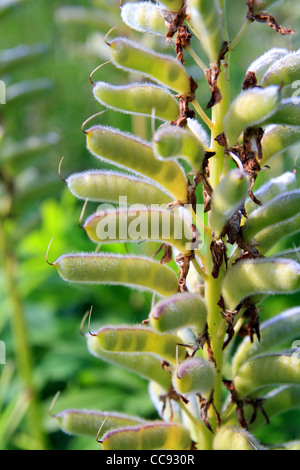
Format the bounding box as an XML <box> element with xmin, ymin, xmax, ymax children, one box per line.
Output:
<box><xmin>246</xmin><ymin>0</ymin><xmax>295</xmax><ymax>35</ymax></box>
<box><xmin>242</xmin><ymin>71</ymin><xmax>258</xmax><ymax>90</ymax></box>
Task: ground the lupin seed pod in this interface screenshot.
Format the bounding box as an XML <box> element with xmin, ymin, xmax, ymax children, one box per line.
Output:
<box><xmin>186</xmin><ymin>0</ymin><xmax>223</xmax><ymax>63</ymax></box>
<box><xmin>262</xmin><ymin>98</ymin><xmax>300</xmax><ymax>126</ymax></box>
<box><xmin>109</xmin><ymin>37</ymin><xmax>191</xmax><ymax>95</ymax></box>
<box><xmin>233</xmin><ymin>307</ymin><xmax>300</xmax><ymax>374</ymax></box>
<box><xmin>56</xmin><ymin>409</ymin><xmax>147</xmax><ymax>438</ymax></box>
<box><xmin>187</xmin><ymin>118</ymin><xmax>210</xmax><ymax>149</ymax></box>
<box><xmin>213</xmin><ymin>426</ymin><xmax>264</xmax><ymax>451</ymax></box>
<box><xmin>262</xmin><ymin>51</ymin><xmax>300</xmax><ymax>88</ymax></box>
<box><xmin>250</xmin><ymin>0</ymin><xmax>281</xmax><ymax>12</ymax></box>
<box><xmin>149</xmin><ymin>292</ymin><xmax>207</xmax><ymax>334</ymax></box>
<box><xmin>234</xmin><ymin>352</ymin><xmax>300</xmax><ymax>398</ymax></box>
<box><xmin>245</xmin><ymin>172</ymin><xmax>297</xmax><ymax>214</ymax></box>
<box><xmin>223</xmin><ymin>85</ymin><xmax>281</xmax><ymax>146</ymax></box>
<box><xmin>87</xmin><ymin>335</ymin><xmax>172</xmax><ymax>391</ymax></box>
<box><xmin>121</xmin><ymin>2</ymin><xmax>167</xmax><ymax>36</ymax></box>
<box><xmin>83</xmin><ymin>208</ymin><xmax>194</xmax><ymax>255</ymax></box>
<box><xmin>158</xmin><ymin>0</ymin><xmax>184</xmax><ymax>11</ymax></box>
<box><xmin>242</xmin><ymin>190</ymin><xmax>300</xmax><ymax>243</ymax></box>
<box><xmin>101</xmin><ymin>422</ymin><xmax>192</xmax><ymax>450</ymax></box>
<box><xmin>209</xmin><ymin>169</ymin><xmax>249</xmax><ymax>238</ymax></box>
<box><xmin>221</xmin><ymin>258</ymin><xmax>300</xmax><ymax>311</ymax></box>
<box><xmin>67</xmin><ymin>171</ymin><xmax>172</xmax><ymax>205</ymax></box>
<box><xmin>93</xmin><ymin>82</ymin><xmax>179</xmax><ymax>122</ymax></box>
<box><xmin>172</xmin><ymin>357</ymin><xmax>216</xmax><ymax>397</ymax></box>
<box><xmin>153</xmin><ymin>125</ymin><xmax>208</xmax><ymax>169</ymax></box>
<box><xmin>86</xmin><ymin>126</ymin><xmax>188</xmax><ymax>202</ymax></box>
<box><xmin>53</xmin><ymin>253</ymin><xmax>179</xmax><ymax>297</ymax></box>
<box><xmin>246</xmin><ymin>48</ymin><xmax>289</xmax><ymax>84</ymax></box>
<box><xmin>96</xmin><ymin>325</ymin><xmax>186</xmax><ymax>365</ymax></box>
<box><xmin>261</xmin><ymin>125</ymin><xmax>300</xmax><ymax>165</ymax></box>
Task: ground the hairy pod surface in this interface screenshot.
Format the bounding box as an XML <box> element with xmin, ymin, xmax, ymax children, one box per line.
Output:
<box><xmin>233</xmin><ymin>307</ymin><xmax>300</xmax><ymax>374</ymax></box>
<box><xmin>158</xmin><ymin>0</ymin><xmax>184</xmax><ymax>10</ymax></box>
<box><xmin>262</xmin><ymin>51</ymin><xmax>300</xmax><ymax>87</ymax></box>
<box><xmin>234</xmin><ymin>352</ymin><xmax>300</xmax><ymax>397</ymax></box>
<box><xmin>121</xmin><ymin>2</ymin><xmax>167</xmax><ymax>36</ymax></box>
<box><xmin>53</xmin><ymin>253</ymin><xmax>179</xmax><ymax>297</ymax></box>
<box><xmin>246</xmin><ymin>48</ymin><xmax>289</xmax><ymax>84</ymax></box>
<box><xmin>213</xmin><ymin>426</ymin><xmax>264</xmax><ymax>450</ymax></box>
<box><xmin>86</xmin><ymin>126</ymin><xmax>188</xmax><ymax>202</ymax></box>
<box><xmin>96</xmin><ymin>325</ymin><xmax>186</xmax><ymax>365</ymax></box>
<box><xmin>210</xmin><ymin>169</ymin><xmax>249</xmax><ymax>238</ymax></box>
<box><xmin>222</xmin><ymin>258</ymin><xmax>300</xmax><ymax>311</ymax></box>
<box><xmin>101</xmin><ymin>422</ymin><xmax>192</xmax><ymax>450</ymax></box>
<box><xmin>149</xmin><ymin>292</ymin><xmax>207</xmax><ymax>334</ymax></box>
<box><xmin>244</xmin><ymin>172</ymin><xmax>297</xmax><ymax>214</ymax></box>
<box><xmin>83</xmin><ymin>208</ymin><xmax>194</xmax><ymax>255</ymax></box>
<box><xmin>110</xmin><ymin>37</ymin><xmax>191</xmax><ymax>95</ymax></box>
<box><xmin>187</xmin><ymin>118</ymin><xmax>210</xmax><ymax>148</ymax></box>
<box><xmin>56</xmin><ymin>409</ymin><xmax>147</xmax><ymax>438</ymax></box>
<box><xmin>93</xmin><ymin>82</ymin><xmax>179</xmax><ymax>121</ymax></box>
<box><xmin>262</xmin><ymin>98</ymin><xmax>300</xmax><ymax>126</ymax></box>
<box><xmin>223</xmin><ymin>85</ymin><xmax>281</xmax><ymax>146</ymax></box>
<box><xmin>172</xmin><ymin>357</ymin><xmax>216</xmax><ymax>397</ymax></box>
<box><xmin>87</xmin><ymin>335</ymin><xmax>172</xmax><ymax>391</ymax></box>
<box><xmin>67</xmin><ymin>171</ymin><xmax>172</xmax><ymax>205</ymax></box>
<box><xmin>261</xmin><ymin>125</ymin><xmax>300</xmax><ymax>164</ymax></box>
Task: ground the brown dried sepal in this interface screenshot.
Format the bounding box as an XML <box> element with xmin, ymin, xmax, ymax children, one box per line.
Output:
<box><xmin>246</xmin><ymin>0</ymin><xmax>295</xmax><ymax>35</ymax></box>
<box><xmin>237</xmin><ymin>299</ymin><xmax>261</xmax><ymax>343</ymax></box>
<box><xmin>171</xmin><ymin>76</ymin><xmax>198</xmax><ymax>127</ymax></box>
<box><xmin>204</xmin><ymin>42</ymin><xmax>229</xmax><ymax>110</ymax></box>
<box><xmin>242</xmin><ymin>71</ymin><xmax>258</xmax><ymax>90</ymax></box>
<box><xmin>218</xmin><ymin>296</ymin><xmax>241</xmax><ymax>350</ymax></box>
<box><xmin>152</xmin><ymin>243</ymin><xmax>173</xmax><ymax>264</ymax></box>
<box><xmin>210</xmin><ymin>238</ymin><xmax>228</xmax><ymax>279</ymax></box>
<box><xmin>159</xmin><ymin>385</ymin><xmax>189</xmax><ymax>421</ymax></box>
<box><xmin>175</xmin><ymin>252</ymin><xmax>195</xmax><ymax>292</ymax></box>
<box><xmin>197</xmin><ymin>391</ymin><xmax>221</xmax><ymax>433</ymax></box>
<box><xmin>178</xmin><ymin>324</ymin><xmax>216</xmax><ymax>366</ymax></box>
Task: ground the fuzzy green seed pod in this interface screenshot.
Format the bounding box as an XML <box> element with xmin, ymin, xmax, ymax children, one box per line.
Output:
<box><xmin>172</xmin><ymin>357</ymin><xmax>216</xmax><ymax>398</ymax></box>
<box><xmin>234</xmin><ymin>352</ymin><xmax>300</xmax><ymax>398</ymax></box>
<box><xmin>262</xmin><ymin>98</ymin><xmax>300</xmax><ymax>126</ymax></box>
<box><xmin>245</xmin><ymin>172</ymin><xmax>297</xmax><ymax>214</ymax></box>
<box><xmin>221</xmin><ymin>258</ymin><xmax>300</xmax><ymax>311</ymax></box>
<box><xmin>83</xmin><ymin>208</ymin><xmax>194</xmax><ymax>255</ymax></box>
<box><xmin>153</xmin><ymin>125</ymin><xmax>208</xmax><ymax>169</ymax></box>
<box><xmin>67</xmin><ymin>171</ymin><xmax>172</xmax><ymax>205</ymax></box>
<box><xmin>242</xmin><ymin>190</ymin><xmax>300</xmax><ymax>243</ymax></box>
<box><xmin>93</xmin><ymin>82</ymin><xmax>179</xmax><ymax>122</ymax></box>
<box><xmin>213</xmin><ymin>426</ymin><xmax>264</xmax><ymax>450</ymax></box>
<box><xmin>158</xmin><ymin>0</ymin><xmax>184</xmax><ymax>11</ymax></box>
<box><xmin>233</xmin><ymin>307</ymin><xmax>300</xmax><ymax>374</ymax></box>
<box><xmin>250</xmin><ymin>0</ymin><xmax>280</xmax><ymax>12</ymax></box>
<box><xmin>262</xmin><ymin>51</ymin><xmax>300</xmax><ymax>88</ymax></box>
<box><xmin>86</xmin><ymin>126</ymin><xmax>188</xmax><ymax>202</ymax></box>
<box><xmin>87</xmin><ymin>335</ymin><xmax>172</xmax><ymax>391</ymax></box>
<box><xmin>223</xmin><ymin>85</ymin><xmax>281</xmax><ymax>146</ymax></box>
<box><xmin>187</xmin><ymin>0</ymin><xmax>223</xmax><ymax>63</ymax></box>
<box><xmin>149</xmin><ymin>292</ymin><xmax>207</xmax><ymax>334</ymax></box>
<box><xmin>96</xmin><ymin>325</ymin><xmax>186</xmax><ymax>365</ymax></box>
<box><xmin>101</xmin><ymin>422</ymin><xmax>192</xmax><ymax>450</ymax></box>
<box><xmin>187</xmin><ymin>118</ymin><xmax>210</xmax><ymax>148</ymax></box>
<box><xmin>53</xmin><ymin>253</ymin><xmax>179</xmax><ymax>297</ymax></box>
<box><xmin>210</xmin><ymin>170</ymin><xmax>249</xmax><ymax>238</ymax></box>
<box><xmin>110</xmin><ymin>37</ymin><xmax>191</xmax><ymax>95</ymax></box>
<box><xmin>121</xmin><ymin>2</ymin><xmax>167</xmax><ymax>35</ymax></box>
<box><xmin>246</xmin><ymin>48</ymin><xmax>289</xmax><ymax>84</ymax></box>
<box><xmin>261</xmin><ymin>125</ymin><xmax>300</xmax><ymax>165</ymax></box>
<box><xmin>56</xmin><ymin>409</ymin><xmax>147</xmax><ymax>438</ymax></box>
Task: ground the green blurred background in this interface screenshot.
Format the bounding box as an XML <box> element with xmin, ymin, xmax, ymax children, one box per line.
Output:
<box><xmin>0</xmin><ymin>0</ymin><xmax>299</xmax><ymax>450</ymax></box>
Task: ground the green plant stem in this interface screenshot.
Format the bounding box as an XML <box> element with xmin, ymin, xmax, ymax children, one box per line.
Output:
<box><xmin>0</xmin><ymin>223</ymin><xmax>47</xmax><ymax>450</ymax></box>
<box><xmin>229</xmin><ymin>19</ymin><xmax>252</xmax><ymax>51</ymax></box>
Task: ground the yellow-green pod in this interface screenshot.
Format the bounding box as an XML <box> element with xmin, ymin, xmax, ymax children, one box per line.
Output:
<box><xmin>96</xmin><ymin>325</ymin><xmax>186</xmax><ymax>365</ymax></box>
<box><xmin>261</xmin><ymin>125</ymin><xmax>300</xmax><ymax>165</ymax></box>
<box><xmin>121</xmin><ymin>2</ymin><xmax>167</xmax><ymax>35</ymax></box>
<box><xmin>250</xmin><ymin>0</ymin><xmax>280</xmax><ymax>12</ymax></box>
<box><xmin>223</xmin><ymin>85</ymin><xmax>281</xmax><ymax>146</ymax></box>
<box><xmin>67</xmin><ymin>171</ymin><xmax>172</xmax><ymax>205</ymax></box>
<box><xmin>86</xmin><ymin>126</ymin><xmax>188</xmax><ymax>202</ymax></box>
<box><xmin>109</xmin><ymin>37</ymin><xmax>191</xmax><ymax>95</ymax></box>
<box><xmin>245</xmin><ymin>172</ymin><xmax>297</xmax><ymax>214</ymax></box>
<box><xmin>213</xmin><ymin>426</ymin><xmax>264</xmax><ymax>451</ymax></box>
<box><xmin>246</xmin><ymin>48</ymin><xmax>289</xmax><ymax>84</ymax></box>
<box><xmin>210</xmin><ymin>170</ymin><xmax>249</xmax><ymax>238</ymax></box>
<box><xmin>55</xmin><ymin>409</ymin><xmax>147</xmax><ymax>438</ymax></box>
<box><xmin>0</xmin><ymin>43</ymin><xmax>47</xmax><ymax>75</ymax></box>
<box><xmin>93</xmin><ymin>82</ymin><xmax>179</xmax><ymax>122</ymax></box>
<box><xmin>149</xmin><ymin>292</ymin><xmax>207</xmax><ymax>334</ymax></box>
<box><xmin>172</xmin><ymin>357</ymin><xmax>216</xmax><ymax>398</ymax></box>
<box><xmin>101</xmin><ymin>422</ymin><xmax>192</xmax><ymax>450</ymax></box>
<box><xmin>53</xmin><ymin>253</ymin><xmax>179</xmax><ymax>297</ymax></box>
<box><xmin>233</xmin><ymin>307</ymin><xmax>300</xmax><ymax>374</ymax></box>
<box><xmin>187</xmin><ymin>0</ymin><xmax>223</xmax><ymax>63</ymax></box>
<box><xmin>242</xmin><ymin>190</ymin><xmax>300</xmax><ymax>243</ymax></box>
<box><xmin>84</xmin><ymin>208</ymin><xmax>194</xmax><ymax>255</ymax></box>
<box><xmin>221</xmin><ymin>258</ymin><xmax>300</xmax><ymax>311</ymax></box>
<box><xmin>262</xmin><ymin>98</ymin><xmax>300</xmax><ymax>126</ymax></box>
<box><xmin>158</xmin><ymin>0</ymin><xmax>184</xmax><ymax>10</ymax></box>
<box><xmin>87</xmin><ymin>335</ymin><xmax>172</xmax><ymax>391</ymax></box>
<box><xmin>262</xmin><ymin>51</ymin><xmax>300</xmax><ymax>88</ymax></box>
<box><xmin>234</xmin><ymin>352</ymin><xmax>300</xmax><ymax>398</ymax></box>
<box><xmin>153</xmin><ymin>125</ymin><xmax>208</xmax><ymax>170</ymax></box>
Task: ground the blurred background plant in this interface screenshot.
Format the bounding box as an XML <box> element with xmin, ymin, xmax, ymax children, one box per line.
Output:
<box><xmin>0</xmin><ymin>0</ymin><xmax>299</xmax><ymax>450</ymax></box>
